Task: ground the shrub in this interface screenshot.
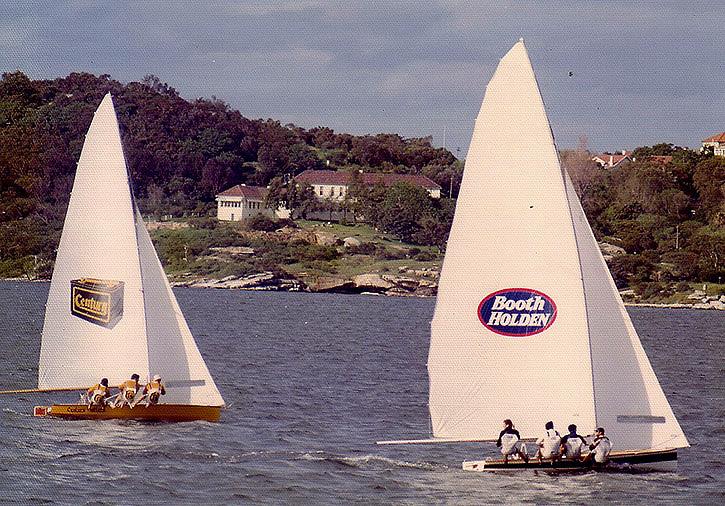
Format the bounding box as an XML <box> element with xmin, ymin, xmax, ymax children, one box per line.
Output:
<box><xmin>246</xmin><ymin>214</ymin><xmax>277</xmax><ymax>232</ymax></box>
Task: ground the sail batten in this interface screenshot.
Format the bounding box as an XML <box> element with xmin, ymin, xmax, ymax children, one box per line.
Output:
<box><xmin>426</xmin><ymin>40</ymin><xmax>686</xmax><ymax>451</ymax></box>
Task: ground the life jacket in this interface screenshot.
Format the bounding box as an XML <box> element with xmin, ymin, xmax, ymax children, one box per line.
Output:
<box><xmin>120</xmin><ymin>380</ymin><xmax>139</xmax><ymax>400</ymax></box>
<box><xmin>563</xmin><ymin>435</ymin><xmax>584</xmax><ymax>458</ymax></box>
<box><xmin>88</xmin><ymin>384</ymin><xmax>109</xmax><ymax>404</ymax></box>
<box><xmin>541</xmin><ymin>429</ymin><xmax>561</xmax><ymax>456</ymax></box>
<box><xmin>592</xmin><ymin>436</ymin><xmax>612</xmax><ymax>463</ymax></box>
<box><xmin>144</xmin><ymin>380</ymin><xmax>164</xmax><ymax>404</ymax></box>
<box><xmin>500</xmin><ymin>433</ymin><xmax>520</xmax><ymax>455</ymax></box>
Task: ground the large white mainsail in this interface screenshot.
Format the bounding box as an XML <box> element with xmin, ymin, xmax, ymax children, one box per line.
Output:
<box><xmin>38</xmin><ymin>93</ymin><xmax>223</xmax><ymax>406</ymax></box>
<box><xmin>427</xmin><ymin>40</ymin><xmax>687</xmax><ymax>451</ymax></box>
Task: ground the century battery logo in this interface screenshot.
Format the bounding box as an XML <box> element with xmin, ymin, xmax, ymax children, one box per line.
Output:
<box><xmin>70</xmin><ymin>278</ymin><xmax>124</xmax><ymax>329</ymax></box>
<box><xmin>478</xmin><ymin>288</ymin><xmax>557</xmax><ymax>337</ymax></box>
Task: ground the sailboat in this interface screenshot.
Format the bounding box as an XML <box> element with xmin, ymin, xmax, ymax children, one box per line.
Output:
<box><xmin>12</xmin><ymin>94</ymin><xmax>224</xmax><ymax>421</ymax></box>
<box><xmin>378</xmin><ymin>40</ymin><xmax>688</xmax><ymax>470</ymax></box>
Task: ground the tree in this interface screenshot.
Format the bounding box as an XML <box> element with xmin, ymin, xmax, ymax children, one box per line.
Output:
<box><xmin>693</xmin><ymin>157</ymin><xmax>725</xmax><ymax>225</ymax></box>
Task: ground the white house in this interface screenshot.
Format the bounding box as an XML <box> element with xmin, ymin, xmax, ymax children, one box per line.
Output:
<box><xmin>294</xmin><ymin>170</ymin><xmax>442</xmax><ymax>200</ymax></box>
<box><xmin>215</xmin><ymin>184</ymin><xmax>276</xmax><ymax>221</ymax></box>
<box><xmin>702</xmin><ymin>132</ymin><xmax>725</xmax><ymax>156</ymax></box>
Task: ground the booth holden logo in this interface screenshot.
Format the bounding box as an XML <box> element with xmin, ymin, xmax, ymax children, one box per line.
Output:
<box><xmin>478</xmin><ymin>288</ymin><xmax>557</xmax><ymax>337</ymax></box>
<box><xmin>70</xmin><ymin>278</ymin><xmax>124</xmax><ymax>329</ymax></box>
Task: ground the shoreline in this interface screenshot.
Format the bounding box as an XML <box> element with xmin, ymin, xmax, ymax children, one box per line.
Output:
<box><xmin>3</xmin><ymin>276</ymin><xmax>723</xmax><ymax>310</ymax></box>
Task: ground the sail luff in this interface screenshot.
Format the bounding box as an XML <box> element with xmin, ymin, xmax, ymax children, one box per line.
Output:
<box><xmin>558</xmin><ymin>162</ymin><xmax>599</xmax><ymax>432</ymax></box>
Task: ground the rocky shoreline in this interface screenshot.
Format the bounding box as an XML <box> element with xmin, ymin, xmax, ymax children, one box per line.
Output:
<box><xmin>170</xmin><ymin>267</ymin><xmax>439</xmax><ymax>297</ymax></box>
<box><xmin>3</xmin><ymin>274</ymin><xmax>723</xmax><ymax>309</ymax></box>
<box><xmin>166</xmin><ymin>271</ymin><xmax>724</xmax><ymax>310</ymax></box>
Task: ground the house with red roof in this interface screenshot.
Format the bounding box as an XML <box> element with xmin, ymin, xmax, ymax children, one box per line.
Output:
<box><xmin>294</xmin><ymin>170</ymin><xmax>442</xmax><ymax>200</ymax></box>
<box><xmin>592</xmin><ymin>150</ymin><xmax>632</xmax><ymax>169</ymax></box>
<box><xmin>215</xmin><ymin>184</ymin><xmax>278</xmax><ymax>221</ymax></box>
<box><xmin>702</xmin><ymin>132</ymin><xmax>725</xmax><ymax>156</ymax></box>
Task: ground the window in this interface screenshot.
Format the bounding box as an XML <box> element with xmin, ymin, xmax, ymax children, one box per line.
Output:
<box><xmin>319</xmin><ymin>186</ymin><xmax>323</xmax><ymax>196</ymax></box>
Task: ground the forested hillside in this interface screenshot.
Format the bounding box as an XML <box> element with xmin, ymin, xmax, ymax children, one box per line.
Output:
<box><xmin>0</xmin><ymin>71</ymin><xmax>722</xmax><ymax>295</ymax></box>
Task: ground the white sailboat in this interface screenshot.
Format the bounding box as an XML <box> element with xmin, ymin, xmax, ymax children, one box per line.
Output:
<box><xmin>378</xmin><ymin>40</ymin><xmax>688</xmax><ymax>470</ymax></box>
<box><xmin>27</xmin><ymin>93</ymin><xmax>224</xmax><ymax>421</ymax></box>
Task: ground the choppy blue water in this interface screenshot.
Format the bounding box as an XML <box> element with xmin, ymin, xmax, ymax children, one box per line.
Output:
<box><xmin>0</xmin><ymin>282</ymin><xmax>722</xmax><ymax>504</ymax></box>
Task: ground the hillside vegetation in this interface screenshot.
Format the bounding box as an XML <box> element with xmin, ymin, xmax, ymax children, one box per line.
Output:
<box><xmin>0</xmin><ymin>72</ymin><xmax>722</xmax><ymax>300</ymax></box>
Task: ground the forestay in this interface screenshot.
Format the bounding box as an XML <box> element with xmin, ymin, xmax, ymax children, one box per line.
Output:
<box><xmin>427</xmin><ymin>40</ymin><xmax>687</xmax><ymax>451</ymax></box>
<box><xmin>38</xmin><ymin>94</ymin><xmax>224</xmax><ymax>406</ymax></box>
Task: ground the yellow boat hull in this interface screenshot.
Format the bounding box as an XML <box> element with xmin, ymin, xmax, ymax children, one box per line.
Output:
<box><xmin>34</xmin><ymin>403</ymin><xmax>222</xmax><ymax>422</ymax></box>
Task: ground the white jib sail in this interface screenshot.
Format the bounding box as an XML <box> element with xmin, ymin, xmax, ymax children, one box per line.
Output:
<box><xmin>427</xmin><ymin>40</ymin><xmax>686</xmax><ymax>450</ymax></box>
<box><xmin>38</xmin><ymin>94</ymin><xmax>224</xmax><ymax>406</ymax></box>
<box><xmin>564</xmin><ymin>174</ymin><xmax>687</xmax><ymax>450</ymax></box>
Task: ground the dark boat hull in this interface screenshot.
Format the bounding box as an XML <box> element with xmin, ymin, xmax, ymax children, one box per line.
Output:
<box><xmin>462</xmin><ymin>448</ymin><xmax>678</xmax><ymax>472</ymax></box>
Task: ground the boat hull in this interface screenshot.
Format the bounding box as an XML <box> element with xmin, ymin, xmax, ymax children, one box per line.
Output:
<box><xmin>462</xmin><ymin>448</ymin><xmax>678</xmax><ymax>472</ymax></box>
<box><xmin>34</xmin><ymin>403</ymin><xmax>222</xmax><ymax>422</ymax></box>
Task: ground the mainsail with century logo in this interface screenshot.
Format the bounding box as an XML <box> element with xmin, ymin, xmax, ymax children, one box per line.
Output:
<box><xmin>37</xmin><ymin>94</ymin><xmax>224</xmax><ymax>410</ymax></box>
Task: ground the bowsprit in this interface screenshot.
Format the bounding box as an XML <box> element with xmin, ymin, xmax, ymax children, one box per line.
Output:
<box><xmin>477</xmin><ymin>288</ymin><xmax>557</xmax><ymax>337</ymax></box>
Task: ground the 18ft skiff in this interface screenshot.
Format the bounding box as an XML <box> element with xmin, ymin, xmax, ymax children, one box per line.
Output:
<box><xmin>2</xmin><ymin>94</ymin><xmax>224</xmax><ymax>422</ymax></box>
<box><xmin>378</xmin><ymin>40</ymin><xmax>688</xmax><ymax>471</ymax></box>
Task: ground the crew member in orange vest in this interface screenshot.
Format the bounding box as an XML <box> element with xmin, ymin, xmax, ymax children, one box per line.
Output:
<box><xmin>116</xmin><ymin>373</ymin><xmax>140</xmax><ymax>407</ymax></box>
<box><xmin>141</xmin><ymin>375</ymin><xmax>166</xmax><ymax>406</ymax></box>
<box><xmin>86</xmin><ymin>378</ymin><xmax>110</xmax><ymax>407</ymax></box>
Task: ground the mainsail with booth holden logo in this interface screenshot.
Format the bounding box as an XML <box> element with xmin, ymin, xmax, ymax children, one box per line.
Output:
<box><xmin>27</xmin><ymin>93</ymin><xmax>225</xmax><ymax>421</ymax></box>
<box><xmin>378</xmin><ymin>40</ymin><xmax>688</xmax><ymax>470</ymax></box>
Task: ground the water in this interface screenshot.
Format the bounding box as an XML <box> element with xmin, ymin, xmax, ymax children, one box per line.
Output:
<box><xmin>0</xmin><ymin>281</ymin><xmax>722</xmax><ymax>504</ymax></box>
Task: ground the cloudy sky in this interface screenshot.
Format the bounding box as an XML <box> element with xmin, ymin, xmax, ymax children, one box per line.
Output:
<box><xmin>1</xmin><ymin>1</ymin><xmax>723</xmax><ymax>154</ymax></box>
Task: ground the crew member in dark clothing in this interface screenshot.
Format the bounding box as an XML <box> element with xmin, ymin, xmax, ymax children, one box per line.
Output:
<box><xmin>496</xmin><ymin>419</ymin><xmax>529</xmax><ymax>464</ymax></box>
<box><xmin>559</xmin><ymin>424</ymin><xmax>588</xmax><ymax>459</ymax></box>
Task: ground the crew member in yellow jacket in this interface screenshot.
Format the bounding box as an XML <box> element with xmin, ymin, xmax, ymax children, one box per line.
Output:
<box><xmin>116</xmin><ymin>373</ymin><xmax>140</xmax><ymax>407</ymax></box>
<box><xmin>141</xmin><ymin>375</ymin><xmax>166</xmax><ymax>406</ymax></box>
<box><xmin>86</xmin><ymin>378</ymin><xmax>110</xmax><ymax>407</ymax></box>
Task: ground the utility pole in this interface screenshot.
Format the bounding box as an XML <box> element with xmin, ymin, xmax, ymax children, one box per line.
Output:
<box><xmin>675</xmin><ymin>224</ymin><xmax>679</xmax><ymax>250</ymax></box>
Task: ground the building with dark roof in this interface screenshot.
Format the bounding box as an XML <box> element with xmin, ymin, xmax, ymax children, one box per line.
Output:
<box><xmin>215</xmin><ymin>184</ymin><xmax>280</xmax><ymax>221</ymax></box>
<box><xmin>294</xmin><ymin>170</ymin><xmax>442</xmax><ymax>200</ymax></box>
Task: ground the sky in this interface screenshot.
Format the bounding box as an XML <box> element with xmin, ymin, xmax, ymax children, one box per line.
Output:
<box><xmin>1</xmin><ymin>1</ymin><xmax>723</xmax><ymax>155</ymax></box>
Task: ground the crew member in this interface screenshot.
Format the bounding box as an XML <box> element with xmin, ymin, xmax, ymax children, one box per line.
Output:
<box><xmin>86</xmin><ymin>378</ymin><xmax>110</xmax><ymax>407</ymax></box>
<box><xmin>560</xmin><ymin>424</ymin><xmax>588</xmax><ymax>460</ymax></box>
<box><xmin>141</xmin><ymin>375</ymin><xmax>166</xmax><ymax>406</ymax></box>
<box><xmin>535</xmin><ymin>421</ymin><xmax>561</xmax><ymax>464</ymax></box>
<box><xmin>496</xmin><ymin>419</ymin><xmax>529</xmax><ymax>464</ymax></box>
<box><xmin>117</xmin><ymin>373</ymin><xmax>141</xmax><ymax>407</ymax></box>
<box><xmin>582</xmin><ymin>427</ymin><xmax>612</xmax><ymax>466</ymax></box>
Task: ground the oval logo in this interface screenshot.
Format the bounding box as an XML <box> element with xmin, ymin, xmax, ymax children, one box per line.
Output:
<box><xmin>478</xmin><ymin>288</ymin><xmax>557</xmax><ymax>337</ymax></box>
